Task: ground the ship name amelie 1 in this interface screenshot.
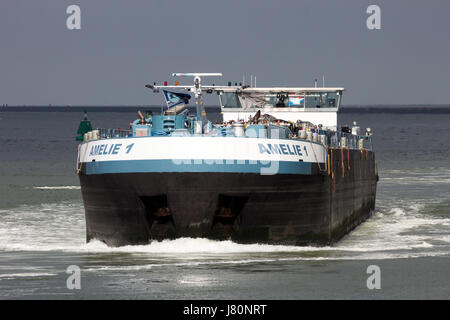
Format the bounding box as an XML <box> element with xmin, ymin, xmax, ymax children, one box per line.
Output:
<box><xmin>258</xmin><ymin>143</ymin><xmax>304</xmax><ymax>156</ymax></box>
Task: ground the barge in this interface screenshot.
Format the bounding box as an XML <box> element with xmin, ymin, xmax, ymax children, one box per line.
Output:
<box><xmin>76</xmin><ymin>73</ymin><xmax>378</xmax><ymax>246</ymax></box>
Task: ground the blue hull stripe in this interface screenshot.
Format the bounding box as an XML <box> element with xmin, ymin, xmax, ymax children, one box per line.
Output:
<box><xmin>84</xmin><ymin>159</ymin><xmax>313</xmax><ymax>175</ymax></box>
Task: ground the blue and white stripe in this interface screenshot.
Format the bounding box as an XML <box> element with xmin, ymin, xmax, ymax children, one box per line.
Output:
<box><xmin>79</xmin><ymin>136</ymin><xmax>326</xmax><ymax>175</ymax></box>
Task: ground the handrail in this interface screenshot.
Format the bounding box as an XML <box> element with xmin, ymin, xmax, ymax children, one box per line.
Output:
<box><xmin>90</xmin><ymin>127</ymin><xmax>373</xmax><ymax>151</ymax></box>
<box><xmin>97</xmin><ymin>128</ymin><xmax>131</xmax><ymax>139</ymax></box>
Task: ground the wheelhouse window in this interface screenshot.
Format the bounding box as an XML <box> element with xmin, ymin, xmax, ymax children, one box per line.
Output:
<box><xmin>219</xmin><ymin>90</ymin><xmax>341</xmax><ymax>109</ymax></box>
<box><xmin>220</xmin><ymin>92</ymin><xmax>243</xmax><ymax>108</ymax></box>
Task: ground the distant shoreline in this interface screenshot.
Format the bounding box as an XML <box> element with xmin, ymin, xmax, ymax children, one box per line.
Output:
<box><xmin>1</xmin><ymin>105</ymin><xmax>450</xmax><ymax>113</ymax></box>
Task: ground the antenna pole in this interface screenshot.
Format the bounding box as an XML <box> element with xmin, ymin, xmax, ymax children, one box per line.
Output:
<box><xmin>172</xmin><ymin>73</ymin><xmax>222</xmax><ymax>133</ymax></box>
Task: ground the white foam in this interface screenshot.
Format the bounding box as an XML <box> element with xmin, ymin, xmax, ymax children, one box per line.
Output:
<box><xmin>77</xmin><ymin>237</ymin><xmax>435</xmax><ymax>255</ymax></box>
<box><xmin>0</xmin><ymin>199</ymin><xmax>448</xmax><ymax>262</ymax></box>
<box><xmin>78</xmin><ymin>238</ymin><xmax>330</xmax><ymax>254</ymax></box>
<box><xmin>436</xmin><ymin>235</ymin><xmax>450</xmax><ymax>243</ymax></box>
<box><xmin>33</xmin><ymin>186</ymin><xmax>80</xmax><ymax>190</ymax></box>
<box><xmin>0</xmin><ymin>202</ymin><xmax>86</xmax><ymax>252</ymax></box>
<box><xmin>336</xmin><ymin>201</ymin><xmax>450</xmax><ymax>253</ymax></box>
<box><xmin>380</xmin><ymin>169</ymin><xmax>450</xmax><ymax>187</ymax></box>
<box><xmin>0</xmin><ymin>272</ymin><xmax>57</xmax><ymax>280</ymax></box>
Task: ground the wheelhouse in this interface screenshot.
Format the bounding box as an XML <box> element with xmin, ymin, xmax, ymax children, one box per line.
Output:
<box><xmin>217</xmin><ymin>87</ymin><xmax>344</xmax><ymax>130</ymax></box>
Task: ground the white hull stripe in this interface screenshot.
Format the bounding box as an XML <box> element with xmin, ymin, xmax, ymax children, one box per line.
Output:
<box><xmin>79</xmin><ymin>136</ymin><xmax>327</xmax><ymax>164</ymax></box>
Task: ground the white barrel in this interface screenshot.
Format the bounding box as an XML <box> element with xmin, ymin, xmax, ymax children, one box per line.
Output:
<box><xmin>232</xmin><ymin>122</ymin><xmax>245</xmax><ymax>137</ymax></box>
<box><xmin>352</xmin><ymin>126</ymin><xmax>360</xmax><ymax>136</ymax></box>
<box><xmin>358</xmin><ymin>138</ymin><xmax>364</xmax><ymax>149</ymax></box>
<box><xmin>84</xmin><ymin>133</ymin><xmax>89</xmax><ymax>142</ymax></box>
<box><xmin>299</xmin><ymin>129</ymin><xmax>307</xmax><ymax>139</ymax></box>
<box><xmin>340</xmin><ymin>136</ymin><xmax>347</xmax><ymax>148</ymax></box>
<box><xmin>203</xmin><ymin>123</ymin><xmax>210</xmax><ymax>134</ymax></box>
<box><xmin>307</xmin><ymin>131</ymin><xmax>313</xmax><ymax>141</ymax></box>
<box><xmin>320</xmin><ymin>134</ymin><xmax>327</xmax><ymax>146</ymax></box>
<box><xmin>312</xmin><ymin>132</ymin><xmax>318</xmax><ymax>142</ymax></box>
<box><xmin>194</xmin><ymin>120</ymin><xmax>202</xmax><ymax>134</ymax></box>
<box><xmin>87</xmin><ymin>131</ymin><xmax>93</xmax><ymax>141</ymax></box>
<box><xmin>91</xmin><ymin>130</ymin><xmax>100</xmax><ymax>140</ymax></box>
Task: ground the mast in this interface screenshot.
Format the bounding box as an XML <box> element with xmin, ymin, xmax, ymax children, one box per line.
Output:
<box><xmin>171</xmin><ymin>73</ymin><xmax>222</xmax><ymax>132</ymax></box>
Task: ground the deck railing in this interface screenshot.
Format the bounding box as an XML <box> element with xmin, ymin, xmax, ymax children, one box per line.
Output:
<box><xmin>328</xmin><ymin>131</ymin><xmax>373</xmax><ymax>150</ymax></box>
<box><xmin>91</xmin><ymin>127</ymin><xmax>373</xmax><ymax>150</ymax></box>
<box><xmin>97</xmin><ymin>128</ymin><xmax>132</xmax><ymax>139</ymax></box>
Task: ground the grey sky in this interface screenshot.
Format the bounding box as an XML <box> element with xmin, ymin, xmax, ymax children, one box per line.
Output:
<box><xmin>1</xmin><ymin>0</ymin><xmax>449</xmax><ymax>105</ymax></box>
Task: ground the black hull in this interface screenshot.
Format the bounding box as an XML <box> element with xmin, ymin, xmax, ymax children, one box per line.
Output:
<box><xmin>79</xmin><ymin>149</ymin><xmax>377</xmax><ymax>246</ymax></box>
